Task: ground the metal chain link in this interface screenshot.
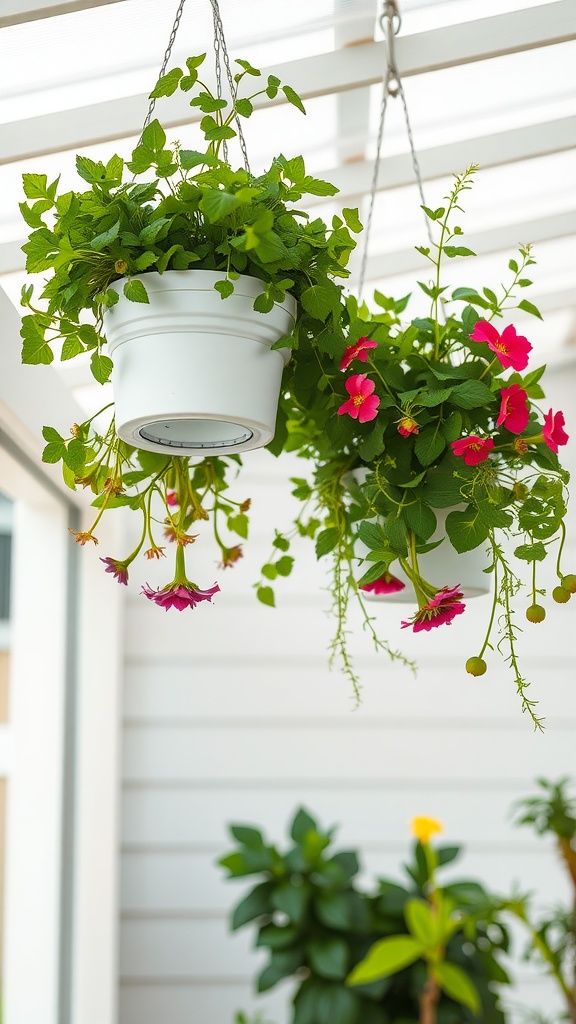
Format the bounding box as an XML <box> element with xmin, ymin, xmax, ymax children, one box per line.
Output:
<box><xmin>358</xmin><ymin>0</ymin><xmax>433</xmax><ymax>299</ymax></box>
<box><xmin>209</xmin><ymin>0</ymin><xmax>251</xmax><ymax>173</ymax></box>
<box><xmin>138</xmin><ymin>0</ymin><xmax>188</xmax><ymax>145</ymax></box>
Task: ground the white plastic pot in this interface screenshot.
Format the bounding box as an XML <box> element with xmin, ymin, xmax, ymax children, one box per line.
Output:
<box><xmin>104</xmin><ymin>270</ymin><xmax>297</xmax><ymax>456</ymax></box>
<box><xmin>349</xmin><ymin>469</ymin><xmax>490</xmax><ymax>603</ymax></box>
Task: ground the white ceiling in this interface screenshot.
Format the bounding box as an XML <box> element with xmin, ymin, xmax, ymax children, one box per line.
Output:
<box><xmin>0</xmin><ymin>0</ymin><xmax>574</xmax><ymax>412</ymax></box>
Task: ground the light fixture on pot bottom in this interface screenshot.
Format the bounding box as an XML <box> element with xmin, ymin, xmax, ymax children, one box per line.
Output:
<box><xmin>104</xmin><ymin>270</ymin><xmax>297</xmax><ymax>456</ymax></box>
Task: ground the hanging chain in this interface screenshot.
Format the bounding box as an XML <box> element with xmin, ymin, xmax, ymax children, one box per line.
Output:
<box><xmin>209</xmin><ymin>0</ymin><xmax>251</xmax><ymax>173</ymax></box>
<box><xmin>358</xmin><ymin>0</ymin><xmax>433</xmax><ymax>299</ymax></box>
<box><xmin>138</xmin><ymin>0</ymin><xmax>188</xmax><ymax>145</ymax></box>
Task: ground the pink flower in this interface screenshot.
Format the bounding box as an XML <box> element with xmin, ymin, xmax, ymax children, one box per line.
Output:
<box><xmin>496</xmin><ymin>384</ymin><xmax>529</xmax><ymax>434</ymax></box>
<box><xmin>166</xmin><ymin>490</ymin><xmax>179</xmax><ymax>507</ymax></box>
<box><xmin>338</xmin><ymin>374</ymin><xmax>380</xmax><ymax>423</ymax></box>
<box><xmin>340</xmin><ymin>336</ymin><xmax>378</xmax><ymax>371</ymax></box>
<box><xmin>401</xmin><ymin>584</ymin><xmax>466</xmax><ymax>633</ymax></box>
<box><xmin>451</xmin><ymin>435</ymin><xmax>495</xmax><ymax>466</ymax></box>
<box><xmin>101</xmin><ymin>556</ymin><xmax>128</xmax><ymax>585</ymax></box>
<box><xmin>398</xmin><ymin>416</ymin><xmax>419</xmax><ymax>437</ymax></box>
<box><xmin>542</xmin><ymin>409</ymin><xmax>569</xmax><ymax>454</ymax></box>
<box><xmin>470</xmin><ymin>320</ymin><xmax>532</xmax><ymax>371</ymax></box>
<box><xmin>361</xmin><ymin>573</ymin><xmax>406</xmax><ymax>595</ymax></box>
<box><xmin>142</xmin><ymin>580</ymin><xmax>220</xmax><ymax>610</ymax></box>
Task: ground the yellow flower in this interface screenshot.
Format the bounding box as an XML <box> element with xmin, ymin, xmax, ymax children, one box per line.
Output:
<box><xmin>411</xmin><ymin>815</ymin><xmax>443</xmax><ymax>844</ymax></box>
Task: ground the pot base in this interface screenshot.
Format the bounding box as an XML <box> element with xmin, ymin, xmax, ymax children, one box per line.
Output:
<box><xmin>138</xmin><ymin>417</ymin><xmax>254</xmax><ymax>451</ymax></box>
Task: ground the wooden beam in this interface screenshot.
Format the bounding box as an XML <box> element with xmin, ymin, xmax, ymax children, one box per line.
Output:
<box><xmin>0</xmin><ymin>0</ymin><xmax>126</xmax><ymax>28</ymax></box>
<box><xmin>362</xmin><ymin>210</ymin><xmax>576</xmax><ymax>282</ymax></box>
<box><xmin>0</xmin><ymin>1</ymin><xmax>574</xmax><ymax>164</ymax></box>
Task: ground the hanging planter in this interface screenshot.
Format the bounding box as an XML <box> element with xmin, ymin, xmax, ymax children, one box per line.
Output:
<box><xmin>105</xmin><ymin>270</ymin><xmax>296</xmax><ymax>456</ymax></box>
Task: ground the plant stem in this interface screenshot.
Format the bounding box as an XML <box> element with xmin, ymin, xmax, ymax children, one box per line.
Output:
<box><xmin>419</xmin><ymin>974</ymin><xmax>439</xmax><ymax>1024</ymax></box>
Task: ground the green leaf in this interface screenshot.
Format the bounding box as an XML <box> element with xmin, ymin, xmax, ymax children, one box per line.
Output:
<box><xmin>90</xmin><ymin>351</ymin><xmax>113</xmax><ymax>384</ymax></box>
<box><xmin>228</xmin><ymin>513</ymin><xmax>249</xmax><ymax>539</ymax></box>
<box><xmin>236</xmin><ymin>58</ymin><xmax>261</xmax><ymax>76</ymax></box>
<box><xmin>149</xmin><ymin>66</ymin><xmax>183</xmax><ymax>98</ymax></box>
<box><xmin>451</xmin><ymin>379</ymin><xmax>495</xmax><ymax>409</ymax></box>
<box><xmin>443</xmin><ymin>246</ymin><xmax>476</xmax><ymax>258</ymax></box>
<box><xmin>141</xmin><ymin>119</ymin><xmax>166</xmax><ymax>153</ymax></box>
<box><xmin>134</xmin><ymin>251</ymin><xmax>159</xmax><ymax>271</ymax></box>
<box><xmin>434</xmin><ymin>961</ymin><xmax>480</xmax><ymax>1013</ymax></box>
<box><xmin>315</xmin><ymin>527</ymin><xmax>339</xmax><ymax>558</ymax></box>
<box><xmin>358</xmin><ymin>424</ymin><xmax>385</xmax><ymax>462</ymax></box>
<box><xmin>514</xmin><ymin>541</ymin><xmax>547</xmax><ymax>562</ymax></box>
<box><xmin>347</xmin><ymin>936</ymin><xmax>424</xmax><ymax>986</ymax></box>
<box><xmin>61</xmin><ymin>336</ymin><xmax>85</xmax><ymax>361</ymax></box>
<box><xmin>42</xmin><ymin>426</ymin><xmax>67</xmax><ymax>464</ymax></box>
<box><xmin>404</xmin><ymin>501</ymin><xmax>437</xmax><ymax>541</ymax></box>
<box><xmin>123</xmin><ymin>279</ymin><xmax>149</xmax><ymax>303</ymax></box>
<box><xmin>415</xmin><ymin>429</ymin><xmax>446</xmax><ymax>467</ymax></box>
<box><xmin>257</xmin><ymin>923</ymin><xmax>301</xmax><ymax>950</ymax></box>
<box><xmin>291</xmin><ymin>807</ymin><xmax>317</xmax><ymax>842</ymax></box>
<box><xmin>272</xmin><ymin>881</ymin><xmax>310</xmax><ymax>923</ymax></box>
<box><xmin>308</xmin><ymin>937</ymin><xmax>348</xmax><ymax>980</ymax></box>
<box><xmin>256</xmin><ymin>585</ymin><xmax>275</xmax><ymax>607</ymax></box>
<box><xmin>257</xmin><ymin>948</ymin><xmax>303</xmax><ymax>993</ymax></box>
<box><xmin>405</xmin><ymin>899</ymin><xmax>438</xmax><ymax>949</ymax></box>
<box><xmin>90</xmin><ymin>219</ymin><xmax>120</xmax><ymax>249</ymax></box>
<box><xmin>445</xmin><ymin>507</ymin><xmax>489</xmax><ymax>553</ymax></box>
<box><xmin>282</xmin><ymin>85</ymin><xmax>306</xmax><ymax>113</ymax></box>
<box><xmin>62</xmin><ymin>437</ymin><xmax>86</xmax><ymax>472</ymax></box>
<box><xmin>231</xmin><ymin>880</ymin><xmax>274</xmax><ymax>930</ymax></box>
<box><xmin>21</xmin><ymin>317</ymin><xmax>53</xmax><ymax>365</ymax></box>
<box><xmin>200</xmin><ymin>189</ymin><xmax>241</xmax><ymax>222</ymax></box>
<box><xmin>234</xmin><ymin>98</ymin><xmax>254</xmax><ymax>117</ymax></box>
<box><xmin>341</xmin><ymin>207</ymin><xmax>362</xmax><ymax>233</ymax></box>
<box><xmin>300</xmin><ymin>285</ymin><xmax>337</xmax><ymax>321</ymax></box>
<box><xmin>518</xmin><ymin>298</ymin><xmax>543</xmax><ymax>320</ymax></box>
<box><xmin>230</xmin><ymin>825</ymin><xmax>265</xmax><ymax>848</ymax></box>
<box><xmin>215</xmin><ymin>279</ymin><xmax>234</xmax><ymax>299</ymax></box>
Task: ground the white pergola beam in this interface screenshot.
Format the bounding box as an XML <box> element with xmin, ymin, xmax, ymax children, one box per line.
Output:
<box><xmin>362</xmin><ymin>210</ymin><xmax>576</xmax><ymax>282</ymax></box>
<box><xmin>0</xmin><ymin>0</ymin><xmax>126</xmax><ymax>27</ymax></box>
<box><xmin>0</xmin><ymin>1</ymin><xmax>574</xmax><ymax>164</ymax></box>
<box><xmin>306</xmin><ymin>117</ymin><xmax>576</xmax><ymax>205</ymax></box>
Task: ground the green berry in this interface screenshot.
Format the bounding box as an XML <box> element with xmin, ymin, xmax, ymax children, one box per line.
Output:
<box><xmin>561</xmin><ymin>574</ymin><xmax>576</xmax><ymax>593</ymax></box>
<box><xmin>553</xmin><ymin>586</ymin><xmax>571</xmax><ymax>604</ymax></box>
<box><xmin>466</xmin><ymin>656</ymin><xmax>487</xmax><ymax>677</ymax></box>
<box><xmin>526</xmin><ymin>604</ymin><xmax>546</xmax><ymax>623</ymax></box>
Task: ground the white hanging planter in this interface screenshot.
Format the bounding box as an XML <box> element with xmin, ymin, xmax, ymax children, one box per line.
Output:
<box><xmin>104</xmin><ymin>270</ymin><xmax>297</xmax><ymax>456</ymax></box>
<box><xmin>350</xmin><ymin>469</ymin><xmax>490</xmax><ymax>603</ymax></box>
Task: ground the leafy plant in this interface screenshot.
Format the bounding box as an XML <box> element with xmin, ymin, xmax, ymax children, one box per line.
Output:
<box><xmin>508</xmin><ymin>778</ymin><xmax>576</xmax><ymax>1023</ymax></box>
<box><xmin>19</xmin><ymin>55</ymin><xmax>360</xmax><ymax>609</ymax></box>
<box><xmin>219</xmin><ymin>808</ymin><xmax>510</xmax><ymax>1024</ymax></box>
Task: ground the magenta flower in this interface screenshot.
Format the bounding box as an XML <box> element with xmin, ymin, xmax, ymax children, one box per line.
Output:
<box><xmin>166</xmin><ymin>490</ymin><xmax>179</xmax><ymax>507</ymax></box>
<box><xmin>542</xmin><ymin>409</ymin><xmax>569</xmax><ymax>454</ymax></box>
<box><xmin>496</xmin><ymin>384</ymin><xmax>529</xmax><ymax>434</ymax></box>
<box><xmin>100</xmin><ymin>556</ymin><xmax>128</xmax><ymax>585</ymax></box>
<box><xmin>451</xmin><ymin>435</ymin><xmax>495</xmax><ymax>466</ymax></box>
<box><xmin>338</xmin><ymin>374</ymin><xmax>380</xmax><ymax>423</ymax></box>
<box><xmin>340</xmin><ymin>336</ymin><xmax>378</xmax><ymax>371</ymax></box>
<box><xmin>401</xmin><ymin>584</ymin><xmax>466</xmax><ymax>633</ymax></box>
<box><xmin>470</xmin><ymin>320</ymin><xmax>532</xmax><ymax>371</ymax></box>
<box><xmin>398</xmin><ymin>416</ymin><xmax>419</xmax><ymax>438</ymax></box>
<box><xmin>142</xmin><ymin>580</ymin><xmax>220</xmax><ymax>610</ymax></box>
<box><xmin>361</xmin><ymin>573</ymin><xmax>406</xmax><ymax>595</ymax></box>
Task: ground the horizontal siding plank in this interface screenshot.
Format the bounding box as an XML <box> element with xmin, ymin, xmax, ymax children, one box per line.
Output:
<box><xmin>120</xmin><ymin>784</ymin><xmax>557</xmax><ymax>847</ymax></box>
<box><xmin>120</xmin><ymin>848</ymin><xmax>570</xmax><ymax>914</ymax></box>
<box><xmin>122</xmin><ymin>723</ymin><xmax>576</xmax><ymax>782</ymax></box>
<box><xmin>123</xmin><ymin>661</ymin><xmax>576</xmax><ymax>721</ymax></box>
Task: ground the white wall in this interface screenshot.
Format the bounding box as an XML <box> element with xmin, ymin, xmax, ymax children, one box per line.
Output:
<box><xmin>118</xmin><ymin>364</ymin><xmax>576</xmax><ymax>1024</ymax></box>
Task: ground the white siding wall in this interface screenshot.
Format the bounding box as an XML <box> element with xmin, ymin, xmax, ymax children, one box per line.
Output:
<box><xmin>119</xmin><ymin>364</ymin><xmax>576</xmax><ymax>1024</ymax></box>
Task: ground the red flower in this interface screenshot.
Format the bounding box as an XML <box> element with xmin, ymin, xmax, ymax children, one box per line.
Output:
<box><xmin>496</xmin><ymin>384</ymin><xmax>529</xmax><ymax>434</ymax></box>
<box><xmin>401</xmin><ymin>584</ymin><xmax>466</xmax><ymax>633</ymax></box>
<box><xmin>542</xmin><ymin>409</ymin><xmax>569</xmax><ymax>454</ymax></box>
<box><xmin>398</xmin><ymin>416</ymin><xmax>419</xmax><ymax>437</ymax></box>
<box><xmin>100</xmin><ymin>556</ymin><xmax>128</xmax><ymax>585</ymax></box>
<box><xmin>338</xmin><ymin>374</ymin><xmax>380</xmax><ymax>423</ymax></box>
<box><xmin>451</xmin><ymin>435</ymin><xmax>495</xmax><ymax>466</ymax></box>
<box><xmin>142</xmin><ymin>580</ymin><xmax>220</xmax><ymax>610</ymax></box>
<box><xmin>361</xmin><ymin>573</ymin><xmax>406</xmax><ymax>595</ymax></box>
<box><xmin>340</xmin><ymin>336</ymin><xmax>377</xmax><ymax>371</ymax></box>
<box><xmin>166</xmin><ymin>490</ymin><xmax>179</xmax><ymax>507</ymax></box>
<box><xmin>470</xmin><ymin>320</ymin><xmax>532</xmax><ymax>371</ymax></box>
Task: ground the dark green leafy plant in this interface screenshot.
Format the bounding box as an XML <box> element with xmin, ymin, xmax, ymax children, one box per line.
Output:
<box><xmin>219</xmin><ymin>807</ymin><xmax>510</xmax><ymax>1024</ymax></box>
<box><xmin>508</xmin><ymin>778</ymin><xmax>576</xmax><ymax>1023</ymax></box>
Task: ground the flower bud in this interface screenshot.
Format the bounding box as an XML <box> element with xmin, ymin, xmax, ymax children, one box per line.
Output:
<box><xmin>553</xmin><ymin>586</ymin><xmax>571</xmax><ymax>604</ymax></box>
<box><xmin>526</xmin><ymin>603</ymin><xmax>546</xmax><ymax>623</ymax></box>
<box><xmin>114</xmin><ymin>259</ymin><xmax>128</xmax><ymax>274</ymax></box>
<box><xmin>561</xmin><ymin>574</ymin><xmax>576</xmax><ymax>593</ymax></box>
<box><xmin>466</xmin><ymin>656</ymin><xmax>487</xmax><ymax>677</ymax></box>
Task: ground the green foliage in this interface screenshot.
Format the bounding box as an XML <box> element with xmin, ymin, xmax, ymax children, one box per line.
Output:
<box><xmin>220</xmin><ymin>808</ymin><xmax>510</xmax><ymax>1024</ymax></box>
